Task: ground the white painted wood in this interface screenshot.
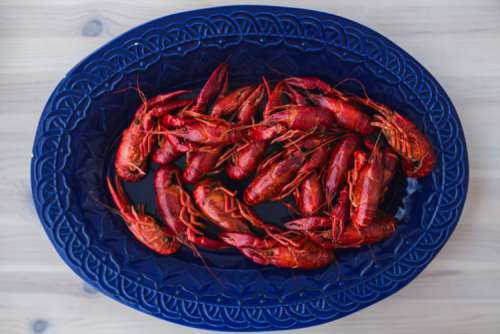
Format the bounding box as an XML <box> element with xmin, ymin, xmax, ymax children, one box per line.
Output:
<box><xmin>0</xmin><ymin>0</ymin><xmax>499</xmax><ymax>333</ymax></box>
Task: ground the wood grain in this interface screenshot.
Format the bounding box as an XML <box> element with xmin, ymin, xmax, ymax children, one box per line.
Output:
<box><xmin>1</xmin><ymin>0</ymin><xmax>499</xmax><ymax>333</ymax></box>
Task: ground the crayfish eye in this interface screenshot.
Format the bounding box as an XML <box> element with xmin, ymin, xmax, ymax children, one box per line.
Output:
<box><xmin>182</xmin><ymin>127</ymin><xmax>188</xmax><ymax>133</ymax></box>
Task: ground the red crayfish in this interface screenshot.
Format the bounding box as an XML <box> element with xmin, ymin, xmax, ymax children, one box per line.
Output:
<box><xmin>114</xmin><ymin>89</ymin><xmax>191</xmax><ymax>182</ymax></box>
<box><xmin>105</xmin><ymin>65</ymin><xmax>436</xmax><ymax>271</ymax></box>
<box><xmin>107</xmin><ymin>175</ymin><xmax>181</xmax><ymax>255</ymax></box>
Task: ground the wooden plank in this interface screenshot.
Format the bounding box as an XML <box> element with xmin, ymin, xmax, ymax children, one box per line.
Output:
<box><xmin>1</xmin><ymin>0</ymin><xmax>499</xmax><ymax>333</ymax></box>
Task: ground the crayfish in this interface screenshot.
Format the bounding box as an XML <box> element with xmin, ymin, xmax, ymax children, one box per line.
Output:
<box><xmin>105</xmin><ymin>63</ymin><xmax>436</xmax><ymax>270</ymax></box>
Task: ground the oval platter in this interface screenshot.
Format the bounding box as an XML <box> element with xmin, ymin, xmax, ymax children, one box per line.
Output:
<box><xmin>31</xmin><ymin>5</ymin><xmax>468</xmax><ymax>331</ymax></box>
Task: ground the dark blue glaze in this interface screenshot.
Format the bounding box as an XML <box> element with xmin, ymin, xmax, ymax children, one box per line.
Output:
<box><xmin>31</xmin><ymin>6</ymin><xmax>468</xmax><ymax>331</ymax></box>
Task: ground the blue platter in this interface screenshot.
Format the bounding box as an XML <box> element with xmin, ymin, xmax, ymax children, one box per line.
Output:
<box><xmin>31</xmin><ymin>5</ymin><xmax>468</xmax><ymax>331</ymax></box>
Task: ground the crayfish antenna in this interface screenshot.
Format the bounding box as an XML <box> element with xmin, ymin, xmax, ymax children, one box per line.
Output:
<box><xmin>280</xmin><ymin>129</ymin><xmax>313</xmax><ymax>147</ymax></box>
<box><xmin>230</xmin><ymin>123</ymin><xmax>259</xmax><ymax>132</ymax></box>
<box><xmin>110</xmin><ymin>76</ymin><xmax>146</xmax><ymax>101</ymax></box>
<box><xmin>184</xmin><ymin>239</ymin><xmax>226</xmax><ymax>289</ymax></box>
<box><xmin>273</xmin><ymin>173</ymin><xmax>308</xmax><ymax>201</ymax></box>
<box><xmin>334</xmin><ymin>77</ymin><xmax>369</xmax><ymax>100</ymax></box>
<box><xmin>264</xmin><ymin>64</ymin><xmax>293</xmax><ymax>78</ymax></box>
<box><xmin>135</xmin><ymin>77</ymin><xmax>148</xmax><ymax>107</ymax></box>
<box><xmin>223</xmin><ymin>53</ymin><xmax>233</xmax><ymax>64</ymax></box>
<box><xmin>366</xmin><ymin>132</ymin><xmax>383</xmax><ymax>163</ymax></box>
<box><xmin>332</xmin><ymin>257</ymin><xmax>343</xmax><ymax>282</ymax></box>
<box><xmin>90</xmin><ymin>189</ymin><xmax>128</xmax><ymax>222</ymax></box>
<box><xmin>213</xmin><ymin>146</ymin><xmax>235</xmax><ymax>168</ymax></box>
<box><xmin>106</xmin><ymin>176</ymin><xmax>130</xmax><ymax>213</ymax></box>
<box><xmin>125</xmin><ymin>161</ymin><xmax>147</xmax><ymax>177</ymax></box>
<box><xmin>279</xmin><ymin>200</ymin><xmax>300</xmax><ymax>215</ymax></box>
<box><xmin>262</xmin><ymin>76</ymin><xmax>271</xmax><ymax>98</ymax></box>
<box><xmin>266</xmin><ymin>103</ymin><xmax>296</xmax><ymax>114</ymax></box>
<box><xmin>111</xmin><ymin>78</ymin><xmax>151</xmax><ymax>120</ymax></box>
<box><xmin>206</xmin><ymin>168</ymin><xmax>223</xmax><ymax>176</ymax></box>
<box><xmin>256</xmin><ymin>150</ymin><xmax>282</xmax><ymax>172</ymax></box>
<box><xmin>268</xmin><ymin>232</ymin><xmax>302</xmax><ymax>248</ymax></box>
<box><xmin>271</xmin><ymin>129</ymin><xmax>298</xmax><ymax>144</ymax></box>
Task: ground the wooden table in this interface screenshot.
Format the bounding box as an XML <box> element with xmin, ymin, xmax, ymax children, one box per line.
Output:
<box><xmin>1</xmin><ymin>0</ymin><xmax>498</xmax><ymax>333</ymax></box>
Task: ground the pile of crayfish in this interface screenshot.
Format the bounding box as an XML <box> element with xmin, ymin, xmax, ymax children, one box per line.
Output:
<box><xmin>107</xmin><ymin>63</ymin><xmax>435</xmax><ymax>270</ymax></box>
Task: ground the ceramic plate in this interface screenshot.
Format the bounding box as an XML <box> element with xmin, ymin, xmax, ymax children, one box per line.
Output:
<box><xmin>31</xmin><ymin>5</ymin><xmax>468</xmax><ymax>331</ymax></box>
